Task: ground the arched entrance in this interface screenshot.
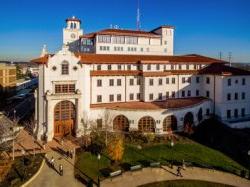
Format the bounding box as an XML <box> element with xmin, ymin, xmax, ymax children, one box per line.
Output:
<box><xmin>54</xmin><ymin>100</ymin><xmax>76</xmax><ymax>137</ymax></box>
<box><xmin>183</xmin><ymin>112</ymin><xmax>194</xmax><ymax>134</ymax></box>
<box><xmin>163</xmin><ymin>115</ymin><xmax>177</xmax><ymax>132</ymax></box>
<box><xmin>198</xmin><ymin>108</ymin><xmax>203</xmax><ymax>122</ymax></box>
<box><xmin>138</xmin><ymin>116</ymin><xmax>156</xmax><ymax>133</ymax></box>
<box><xmin>113</xmin><ymin>115</ymin><xmax>129</xmax><ymax>132</ymax></box>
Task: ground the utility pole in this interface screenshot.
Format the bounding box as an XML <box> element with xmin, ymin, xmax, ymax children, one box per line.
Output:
<box><xmin>219</xmin><ymin>52</ymin><xmax>223</xmax><ymax>60</ymax></box>
<box><xmin>228</xmin><ymin>52</ymin><xmax>232</xmax><ymax>66</ymax></box>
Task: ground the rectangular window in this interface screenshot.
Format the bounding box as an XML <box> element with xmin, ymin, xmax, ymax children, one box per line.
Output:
<box><xmin>227</xmin><ymin>93</ymin><xmax>231</xmax><ymax>101</ymax></box>
<box><xmin>97</xmin><ymin>65</ymin><xmax>101</xmax><ymax>70</ymax></box>
<box><xmin>196</xmin><ymin>90</ymin><xmax>200</xmax><ymax>96</ymax></box>
<box><xmin>242</xmin><ymin>78</ymin><xmax>246</xmax><ymax>85</ymax></box>
<box><xmin>130</xmin><ymin>79</ymin><xmax>134</xmax><ymax>86</ymax></box>
<box><xmin>196</xmin><ymin>77</ymin><xmax>200</xmax><ymax>83</ymax></box>
<box><xmin>107</xmin><ymin>65</ymin><xmax>112</xmax><ymax>70</ymax></box>
<box><xmin>158</xmin><ymin>78</ymin><xmax>163</xmax><ymax>85</ymax></box>
<box><xmin>182</xmin><ymin>91</ymin><xmax>185</xmax><ymax>97</ymax></box>
<box><xmin>109</xmin><ymin>79</ymin><xmax>114</xmax><ymax>86</ymax></box>
<box><xmin>137</xmin><ymin>93</ymin><xmax>141</xmax><ymax>100</ymax></box>
<box><xmin>171</xmin><ymin>91</ymin><xmax>175</xmax><ymax>98</ymax></box>
<box><xmin>206</xmin><ymin>91</ymin><xmax>210</xmax><ymax>98</ymax></box>
<box><xmin>127</xmin><ymin>64</ymin><xmax>131</xmax><ymax>70</ymax></box>
<box><xmin>227</xmin><ymin>110</ymin><xmax>231</xmax><ymax>119</ymax></box>
<box><xmin>186</xmin><ymin>65</ymin><xmax>189</xmax><ymax>70</ymax></box>
<box><xmin>149</xmin><ymin>79</ymin><xmax>154</xmax><ymax>86</ymax></box>
<box><xmin>117</xmin><ymin>94</ymin><xmax>121</xmax><ymax>101</ymax></box>
<box><xmin>166</xmin><ymin>78</ymin><xmax>169</xmax><ymax>84</ymax></box>
<box><xmin>55</xmin><ymin>84</ymin><xmax>75</xmax><ymax>94</ymax></box>
<box><xmin>178</xmin><ymin>64</ymin><xmax>182</xmax><ymax>70</ymax></box>
<box><xmin>117</xmin><ymin>79</ymin><xmax>122</xmax><ymax>86</ymax></box>
<box><xmin>158</xmin><ymin>93</ymin><xmax>163</xmax><ymax>100</ymax></box>
<box><xmin>147</xmin><ymin>64</ymin><xmax>151</xmax><ymax>70</ymax></box>
<box><xmin>171</xmin><ymin>65</ymin><xmax>174</xmax><ymax>70</ymax></box>
<box><xmin>242</xmin><ymin>92</ymin><xmax>245</xmax><ymax>100</ymax></box>
<box><xmin>109</xmin><ymin>94</ymin><xmax>114</xmax><ymax>102</ymax></box>
<box><xmin>166</xmin><ymin>91</ymin><xmax>169</xmax><ymax>99</ymax></box>
<box><xmin>97</xmin><ymin>95</ymin><xmax>102</xmax><ymax>103</ymax></box>
<box><xmin>97</xmin><ymin>119</ymin><xmax>102</xmax><ymax>129</ymax></box>
<box><xmin>206</xmin><ymin>77</ymin><xmax>210</xmax><ymax>84</ymax></box>
<box><xmin>172</xmin><ymin>78</ymin><xmax>175</xmax><ymax>84</ymax></box>
<box><xmin>149</xmin><ymin>93</ymin><xmax>153</xmax><ymax>100</ymax></box>
<box><xmin>156</xmin><ymin>64</ymin><xmax>160</xmax><ymax>70</ymax></box>
<box><xmin>61</xmin><ymin>63</ymin><xmax>69</xmax><ymax>75</ymax></box>
<box><xmin>234</xmin><ymin>109</ymin><xmax>238</xmax><ymax>118</ymax></box>
<box><xmin>194</xmin><ymin>65</ymin><xmax>197</xmax><ymax>70</ymax></box>
<box><xmin>98</xmin><ymin>35</ymin><xmax>111</xmax><ymax>43</ymax></box>
<box><xmin>235</xmin><ymin>93</ymin><xmax>238</xmax><ymax>100</ymax></box>
<box><xmin>182</xmin><ymin>77</ymin><xmax>185</xmax><ymax>83</ymax></box>
<box><xmin>206</xmin><ymin>108</ymin><xmax>210</xmax><ymax>115</ymax></box>
<box><xmin>187</xmin><ymin>77</ymin><xmax>191</xmax><ymax>83</ymax></box>
<box><xmin>187</xmin><ymin>90</ymin><xmax>191</xmax><ymax>97</ymax></box>
<box><xmin>129</xmin><ymin>93</ymin><xmax>134</xmax><ymax>100</ymax></box>
<box><xmin>228</xmin><ymin>78</ymin><xmax>231</xmax><ymax>86</ymax></box>
<box><xmin>241</xmin><ymin>108</ymin><xmax>245</xmax><ymax>117</ymax></box>
<box><xmin>112</xmin><ymin>36</ymin><xmax>125</xmax><ymax>44</ymax></box>
<box><xmin>137</xmin><ymin>78</ymin><xmax>141</xmax><ymax>85</ymax></box>
<box><xmin>97</xmin><ymin>79</ymin><xmax>102</xmax><ymax>87</ymax></box>
<box><xmin>117</xmin><ymin>65</ymin><xmax>122</xmax><ymax>70</ymax></box>
<box><xmin>126</xmin><ymin>36</ymin><xmax>138</xmax><ymax>44</ymax></box>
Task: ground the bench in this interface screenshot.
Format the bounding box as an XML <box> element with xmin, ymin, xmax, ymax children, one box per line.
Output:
<box><xmin>109</xmin><ymin>170</ymin><xmax>122</xmax><ymax>180</ymax></box>
<box><xmin>150</xmin><ymin>162</ymin><xmax>161</xmax><ymax>168</ymax></box>
<box><xmin>130</xmin><ymin>164</ymin><xmax>142</xmax><ymax>171</ymax></box>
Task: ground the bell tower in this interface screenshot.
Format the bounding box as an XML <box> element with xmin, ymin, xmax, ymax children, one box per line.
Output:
<box><xmin>63</xmin><ymin>16</ymin><xmax>83</xmax><ymax>47</ymax></box>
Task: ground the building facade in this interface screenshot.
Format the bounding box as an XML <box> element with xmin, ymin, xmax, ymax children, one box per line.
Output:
<box><xmin>32</xmin><ymin>17</ymin><xmax>250</xmax><ymax>142</ymax></box>
<box><xmin>0</xmin><ymin>63</ymin><xmax>16</xmax><ymax>93</ymax></box>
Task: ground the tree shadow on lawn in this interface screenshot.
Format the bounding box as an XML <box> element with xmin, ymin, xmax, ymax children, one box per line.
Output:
<box><xmin>191</xmin><ymin>118</ymin><xmax>250</xmax><ymax>169</ymax></box>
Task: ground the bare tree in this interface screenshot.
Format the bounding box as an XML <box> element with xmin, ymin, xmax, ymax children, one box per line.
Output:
<box><xmin>103</xmin><ymin>109</ymin><xmax>113</xmax><ymax>146</ymax></box>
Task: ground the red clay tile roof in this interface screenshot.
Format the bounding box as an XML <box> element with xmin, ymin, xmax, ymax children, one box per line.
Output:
<box><xmin>90</xmin><ymin>97</ymin><xmax>209</xmax><ymax>110</ymax></box>
<box><xmin>199</xmin><ymin>63</ymin><xmax>250</xmax><ymax>76</ymax></box>
<box><xmin>79</xmin><ymin>28</ymin><xmax>161</xmax><ymax>38</ymax></box>
<box><xmin>30</xmin><ymin>54</ymin><xmax>51</xmax><ymax>64</ymax></box>
<box><xmin>75</xmin><ymin>53</ymin><xmax>226</xmax><ymax>64</ymax></box>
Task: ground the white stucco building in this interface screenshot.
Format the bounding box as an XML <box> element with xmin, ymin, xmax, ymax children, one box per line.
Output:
<box><xmin>32</xmin><ymin>17</ymin><xmax>250</xmax><ymax>141</ymax></box>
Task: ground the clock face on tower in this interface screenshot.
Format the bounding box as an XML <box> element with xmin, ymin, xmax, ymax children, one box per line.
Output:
<box><xmin>71</xmin><ymin>33</ymin><xmax>76</xmax><ymax>39</ymax></box>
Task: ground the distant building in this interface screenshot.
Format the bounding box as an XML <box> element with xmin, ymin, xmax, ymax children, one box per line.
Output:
<box><xmin>32</xmin><ymin>17</ymin><xmax>250</xmax><ymax>142</ymax></box>
<box><xmin>0</xmin><ymin>63</ymin><xmax>16</xmax><ymax>93</ymax></box>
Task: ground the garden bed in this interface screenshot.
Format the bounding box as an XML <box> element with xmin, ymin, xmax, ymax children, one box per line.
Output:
<box><xmin>0</xmin><ymin>153</ymin><xmax>45</xmax><ymax>187</ymax></box>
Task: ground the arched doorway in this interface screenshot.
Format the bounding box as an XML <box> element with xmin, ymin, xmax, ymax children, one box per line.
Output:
<box><xmin>138</xmin><ymin>116</ymin><xmax>156</xmax><ymax>133</ymax></box>
<box><xmin>198</xmin><ymin>108</ymin><xmax>203</xmax><ymax>122</ymax></box>
<box><xmin>163</xmin><ymin>115</ymin><xmax>177</xmax><ymax>132</ymax></box>
<box><xmin>54</xmin><ymin>100</ymin><xmax>76</xmax><ymax>137</ymax></box>
<box><xmin>183</xmin><ymin>112</ymin><xmax>194</xmax><ymax>134</ymax></box>
<box><xmin>113</xmin><ymin>115</ymin><xmax>129</xmax><ymax>132</ymax></box>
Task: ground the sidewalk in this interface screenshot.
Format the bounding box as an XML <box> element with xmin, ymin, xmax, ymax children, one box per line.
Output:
<box><xmin>101</xmin><ymin>166</ymin><xmax>250</xmax><ymax>187</ymax></box>
<box><xmin>26</xmin><ymin>150</ymin><xmax>83</xmax><ymax>187</ymax></box>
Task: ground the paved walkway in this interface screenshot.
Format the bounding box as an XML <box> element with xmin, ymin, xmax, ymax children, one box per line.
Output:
<box><xmin>26</xmin><ymin>150</ymin><xmax>83</xmax><ymax>187</ymax></box>
<box><xmin>102</xmin><ymin>166</ymin><xmax>250</xmax><ymax>187</ymax></box>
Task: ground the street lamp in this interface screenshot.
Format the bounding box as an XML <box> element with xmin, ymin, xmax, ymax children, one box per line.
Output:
<box><xmin>170</xmin><ymin>139</ymin><xmax>174</xmax><ymax>169</ymax></box>
<box><xmin>13</xmin><ymin>109</ymin><xmax>16</xmax><ymax>120</ymax></box>
<box><xmin>97</xmin><ymin>153</ymin><xmax>101</xmax><ymax>187</ymax></box>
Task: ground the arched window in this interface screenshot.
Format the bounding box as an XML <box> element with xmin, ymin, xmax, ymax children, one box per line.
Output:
<box><xmin>163</xmin><ymin>115</ymin><xmax>177</xmax><ymax>132</ymax></box>
<box><xmin>138</xmin><ymin>116</ymin><xmax>156</xmax><ymax>132</ymax></box>
<box><xmin>61</xmin><ymin>61</ymin><xmax>69</xmax><ymax>75</ymax></box>
<box><xmin>74</xmin><ymin>23</ymin><xmax>77</xmax><ymax>29</ymax></box>
<box><xmin>70</xmin><ymin>22</ymin><xmax>74</xmax><ymax>29</ymax></box>
<box><xmin>113</xmin><ymin>115</ymin><xmax>129</xmax><ymax>132</ymax></box>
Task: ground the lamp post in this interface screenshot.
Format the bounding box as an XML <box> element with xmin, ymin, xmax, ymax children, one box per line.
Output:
<box><xmin>97</xmin><ymin>153</ymin><xmax>101</xmax><ymax>187</ymax></box>
<box><xmin>170</xmin><ymin>139</ymin><xmax>174</xmax><ymax>168</ymax></box>
<box><xmin>13</xmin><ymin>109</ymin><xmax>16</xmax><ymax>121</ymax></box>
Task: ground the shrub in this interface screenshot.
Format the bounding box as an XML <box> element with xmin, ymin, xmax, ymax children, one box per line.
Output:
<box><xmin>106</xmin><ymin>134</ymin><xmax>124</xmax><ymax>163</ymax></box>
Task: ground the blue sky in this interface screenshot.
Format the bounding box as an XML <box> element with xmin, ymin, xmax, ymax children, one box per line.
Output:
<box><xmin>0</xmin><ymin>0</ymin><xmax>249</xmax><ymax>62</ymax></box>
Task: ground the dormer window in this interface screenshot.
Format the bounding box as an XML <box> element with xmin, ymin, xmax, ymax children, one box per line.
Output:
<box><xmin>62</xmin><ymin>61</ymin><xmax>69</xmax><ymax>75</ymax></box>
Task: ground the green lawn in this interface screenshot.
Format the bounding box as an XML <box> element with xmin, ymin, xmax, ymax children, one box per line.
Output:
<box><xmin>75</xmin><ymin>139</ymin><xmax>246</xmax><ymax>182</ymax></box>
<box><xmin>138</xmin><ymin>180</ymin><xmax>234</xmax><ymax>187</ymax></box>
